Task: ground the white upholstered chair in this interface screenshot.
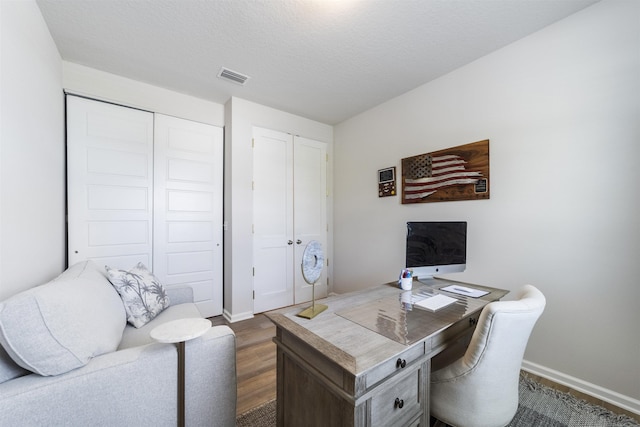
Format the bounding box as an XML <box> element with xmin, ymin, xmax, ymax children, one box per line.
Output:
<box><xmin>430</xmin><ymin>285</ymin><xmax>546</xmax><ymax>427</ymax></box>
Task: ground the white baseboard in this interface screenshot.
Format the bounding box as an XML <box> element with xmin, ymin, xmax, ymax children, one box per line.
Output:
<box><xmin>223</xmin><ymin>308</ymin><xmax>254</xmax><ymax>323</ymax></box>
<box><xmin>522</xmin><ymin>360</ymin><xmax>640</xmax><ymax>416</ymax></box>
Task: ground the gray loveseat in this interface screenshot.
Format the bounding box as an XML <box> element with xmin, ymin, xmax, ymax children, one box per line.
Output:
<box><xmin>0</xmin><ymin>260</ymin><xmax>236</xmax><ymax>426</ymax></box>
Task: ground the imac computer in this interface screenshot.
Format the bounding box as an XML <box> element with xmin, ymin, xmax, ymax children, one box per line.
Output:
<box><xmin>405</xmin><ymin>221</ymin><xmax>467</xmax><ymax>280</ymax></box>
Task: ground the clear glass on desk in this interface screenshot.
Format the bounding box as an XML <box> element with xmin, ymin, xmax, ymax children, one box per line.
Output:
<box><xmin>335</xmin><ymin>279</ymin><xmax>500</xmax><ymax>345</ymax></box>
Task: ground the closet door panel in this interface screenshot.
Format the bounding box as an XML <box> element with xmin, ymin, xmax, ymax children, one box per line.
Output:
<box><xmin>252</xmin><ymin>127</ymin><xmax>295</xmax><ymax>313</ymax></box>
<box><xmin>293</xmin><ymin>137</ymin><xmax>328</xmax><ymax>304</ymax></box>
<box><xmin>166</xmin><ymin>250</ymin><xmax>215</xmax><ymax>273</ymax></box>
<box><xmin>153</xmin><ymin>114</ymin><xmax>223</xmax><ymax>318</ymax></box>
<box><xmin>67</xmin><ymin>96</ymin><xmax>154</xmax><ymax>268</ymax></box>
<box><xmin>167</xmin><ymin>190</ymin><xmax>213</xmax><ymax>211</ymax></box>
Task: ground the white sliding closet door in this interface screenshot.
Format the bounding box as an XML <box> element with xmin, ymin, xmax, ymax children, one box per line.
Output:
<box><xmin>67</xmin><ymin>96</ymin><xmax>154</xmax><ymax>269</ymax></box>
<box><xmin>67</xmin><ymin>97</ymin><xmax>224</xmax><ymax>318</ymax></box>
<box><xmin>153</xmin><ymin>114</ymin><xmax>224</xmax><ymax>317</ymax></box>
<box><xmin>252</xmin><ymin>127</ymin><xmax>327</xmax><ymax>313</ymax></box>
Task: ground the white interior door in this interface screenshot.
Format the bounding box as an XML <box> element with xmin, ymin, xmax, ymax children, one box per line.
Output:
<box><xmin>252</xmin><ymin>127</ymin><xmax>294</xmax><ymax>313</ymax></box>
<box><xmin>293</xmin><ymin>136</ymin><xmax>328</xmax><ymax>304</ymax></box>
<box><xmin>67</xmin><ymin>96</ymin><xmax>154</xmax><ymax>269</ymax></box>
<box><xmin>252</xmin><ymin>128</ymin><xmax>328</xmax><ymax>313</ymax></box>
<box><xmin>153</xmin><ymin>114</ymin><xmax>224</xmax><ymax>317</ymax></box>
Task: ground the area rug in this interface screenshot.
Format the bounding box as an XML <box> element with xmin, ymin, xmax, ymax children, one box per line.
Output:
<box><xmin>236</xmin><ymin>399</ymin><xmax>276</xmax><ymax>427</ymax></box>
<box><xmin>236</xmin><ymin>375</ymin><xmax>638</xmax><ymax>427</ymax></box>
<box><xmin>506</xmin><ymin>376</ymin><xmax>638</xmax><ymax>427</ymax></box>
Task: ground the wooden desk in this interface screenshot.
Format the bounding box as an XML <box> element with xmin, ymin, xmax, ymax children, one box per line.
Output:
<box><xmin>266</xmin><ymin>278</ymin><xmax>508</xmax><ymax>427</ymax></box>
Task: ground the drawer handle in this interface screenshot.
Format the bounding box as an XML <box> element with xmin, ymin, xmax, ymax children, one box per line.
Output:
<box><xmin>396</xmin><ymin>358</ymin><xmax>406</xmax><ymax>369</ymax></box>
<box><xmin>394</xmin><ymin>398</ymin><xmax>404</xmax><ymax>409</ymax></box>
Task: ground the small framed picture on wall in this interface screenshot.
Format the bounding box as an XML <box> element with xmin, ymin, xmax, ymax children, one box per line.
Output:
<box><xmin>378</xmin><ymin>166</ymin><xmax>396</xmax><ymax>197</ymax></box>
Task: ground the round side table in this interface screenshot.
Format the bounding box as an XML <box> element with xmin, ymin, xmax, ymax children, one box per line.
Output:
<box><xmin>150</xmin><ymin>318</ymin><xmax>211</xmax><ymax>427</ymax></box>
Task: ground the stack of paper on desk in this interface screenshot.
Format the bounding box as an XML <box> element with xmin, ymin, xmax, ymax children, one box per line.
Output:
<box><xmin>414</xmin><ymin>294</ymin><xmax>457</xmax><ymax>312</ymax></box>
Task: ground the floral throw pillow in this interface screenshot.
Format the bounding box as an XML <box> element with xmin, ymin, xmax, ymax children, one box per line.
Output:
<box><xmin>105</xmin><ymin>263</ymin><xmax>170</xmax><ymax>328</ymax></box>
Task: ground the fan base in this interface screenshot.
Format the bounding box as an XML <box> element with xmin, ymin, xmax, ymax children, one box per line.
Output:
<box><xmin>296</xmin><ymin>304</ymin><xmax>328</xmax><ymax>319</ymax></box>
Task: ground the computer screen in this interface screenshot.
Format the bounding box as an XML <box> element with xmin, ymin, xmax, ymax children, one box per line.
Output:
<box><xmin>405</xmin><ymin>221</ymin><xmax>467</xmax><ymax>279</ymax></box>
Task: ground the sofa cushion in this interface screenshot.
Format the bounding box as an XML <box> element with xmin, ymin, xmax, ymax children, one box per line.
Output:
<box><xmin>0</xmin><ymin>260</ymin><xmax>126</xmax><ymax>376</ymax></box>
<box><xmin>105</xmin><ymin>263</ymin><xmax>170</xmax><ymax>328</ymax></box>
<box><xmin>0</xmin><ymin>345</ymin><xmax>29</xmax><ymax>383</ymax></box>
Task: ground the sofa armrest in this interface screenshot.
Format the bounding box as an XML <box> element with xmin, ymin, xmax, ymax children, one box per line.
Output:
<box><xmin>0</xmin><ymin>325</ymin><xmax>236</xmax><ymax>426</ymax></box>
<box><xmin>185</xmin><ymin>325</ymin><xmax>237</xmax><ymax>426</ymax></box>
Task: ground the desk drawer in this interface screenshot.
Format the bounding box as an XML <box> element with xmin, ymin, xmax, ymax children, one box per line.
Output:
<box><xmin>430</xmin><ymin>313</ymin><xmax>479</xmax><ymax>354</ymax></box>
<box><xmin>366</xmin><ymin>342</ymin><xmax>425</xmax><ymax>388</ymax></box>
<box><xmin>370</xmin><ymin>364</ymin><xmax>422</xmax><ymax>427</ymax></box>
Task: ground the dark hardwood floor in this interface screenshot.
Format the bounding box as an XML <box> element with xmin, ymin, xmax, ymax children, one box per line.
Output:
<box><xmin>209</xmin><ymin>314</ymin><xmax>276</xmax><ymax>416</ymax></box>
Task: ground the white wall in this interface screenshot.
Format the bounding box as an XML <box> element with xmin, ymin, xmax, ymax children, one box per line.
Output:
<box><xmin>63</xmin><ymin>62</ymin><xmax>224</xmax><ymax>126</ymax></box>
<box><xmin>224</xmin><ymin>97</ymin><xmax>333</xmax><ymax>322</ymax></box>
<box><xmin>0</xmin><ymin>0</ymin><xmax>65</xmax><ymax>300</ymax></box>
<box><xmin>334</xmin><ymin>0</ymin><xmax>639</xmax><ymax>412</ymax></box>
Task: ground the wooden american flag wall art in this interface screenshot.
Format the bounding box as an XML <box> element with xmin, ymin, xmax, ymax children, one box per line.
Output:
<box><xmin>401</xmin><ymin>139</ymin><xmax>490</xmax><ymax>204</ymax></box>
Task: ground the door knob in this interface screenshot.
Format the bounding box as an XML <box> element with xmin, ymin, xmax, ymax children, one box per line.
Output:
<box><xmin>296</xmin><ymin>239</ymin><xmax>302</xmax><ymax>244</ymax></box>
<box><xmin>288</xmin><ymin>240</ymin><xmax>293</xmax><ymax>245</ymax></box>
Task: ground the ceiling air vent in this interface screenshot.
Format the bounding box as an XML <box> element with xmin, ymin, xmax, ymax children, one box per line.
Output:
<box><xmin>217</xmin><ymin>67</ymin><xmax>250</xmax><ymax>85</ymax></box>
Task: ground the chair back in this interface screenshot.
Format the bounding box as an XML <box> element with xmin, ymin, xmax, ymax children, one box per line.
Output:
<box><xmin>431</xmin><ymin>285</ymin><xmax>546</xmax><ymax>427</ymax></box>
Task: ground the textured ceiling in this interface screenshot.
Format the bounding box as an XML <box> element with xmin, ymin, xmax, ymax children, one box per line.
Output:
<box><xmin>36</xmin><ymin>0</ymin><xmax>599</xmax><ymax>124</ymax></box>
